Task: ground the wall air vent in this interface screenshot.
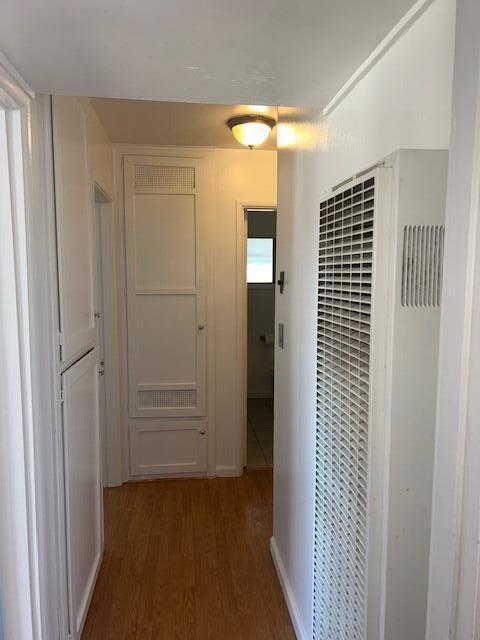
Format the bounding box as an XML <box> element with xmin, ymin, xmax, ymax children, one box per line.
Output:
<box><xmin>401</xmin><ymin>225</ymin><xmax>444</xmax><ymax>307</ymax></box>
<box><xmin>314</xmin><ymin>151</ymin><xmax>448</xmax><ymax>640</ymax></box>
<box><xmin>314</xmin><ymin>176</ymin><xmax>374</xmax><ymax>639</ymax></box>
<box><xmin>138</xmin><ymin>389</ymin><xmax>197</xmax><ymax>409</ymax></box>
<box><xmin>134</xmin><ymin>164</ymin><xmax>195</xmax><ymax>191</ymax></box>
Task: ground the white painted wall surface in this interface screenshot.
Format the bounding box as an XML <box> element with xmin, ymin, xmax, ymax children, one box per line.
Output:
<box><xmin>247</xmin><ymin>286</ymin><xmax>275</xmax><ymax>397</ymax></box>
<box><xmin>213</xmin><ymin>149</ymin><xmax>277</xmax><ymax>474</ymax></box>
<box><xmin>78</xmin><ymin>98</ymin><xmax>114</xmax><ymax>198</ymax></box>
<box><xmin>272</xmin><ymin>0</ymin><xmax>455</xmax><ymax>636</ymax></box>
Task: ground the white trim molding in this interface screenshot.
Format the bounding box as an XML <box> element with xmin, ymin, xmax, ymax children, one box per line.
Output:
<box><xmin>323</xmin><ymin>0</ymin><xmax>435</xmax><ymax>115</ymax></box>
<box><xmin>0</xmin><ymin>52</ymin><xmax>47</xmax><ymax>640</ymax></box>
<box><xmin>0</xmin><ymin>51</ymin><xmax>34</xmax><ymax>109</ymax></box>
<box><xmin>270</xmin><ymin>537</ymin><xmax>308</xmax><ymax>640</ymax></box>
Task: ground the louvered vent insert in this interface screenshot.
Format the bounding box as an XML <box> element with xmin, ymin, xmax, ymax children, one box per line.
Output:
<box><xmin>138</xmin><ymin>389</ymin><xmax>197</xmax><ymax>409</ymax></box>
<box><xmin>135</xmin><ymin>165</ymin><xmax>195</xmax><ymax>190</ymax></box>
<box><xmin>314</xmin><ymin>177</ymin><xmax>374</xmax><ymax>639</ymax></box>
<box><xmin>401</xmin><ymin>225</ymin><xmax>444</xmax><ymax>307</ymax></box>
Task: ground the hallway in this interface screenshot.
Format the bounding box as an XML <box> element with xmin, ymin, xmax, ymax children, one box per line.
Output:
<box><xmin>81</xmin><ymin>471</ymin><xmax>294</xmax><ymax>639</ymax></box>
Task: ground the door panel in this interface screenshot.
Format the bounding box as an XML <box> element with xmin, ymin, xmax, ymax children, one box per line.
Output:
<box><xmin>125</xmin><ymin>155</ymin><xmax>206</xmax><ymax>418</ymax></box>
<box><xmin>62</xmin><ymin>349</ymin><xmax>102</xmax><ymax>639</ymax></box>
<box><xmin>135</xmin><ymin>295</ymin><xmax>197</xmax><ymax>382</ymax></box>
<box><xmin>134</xmin><ymin>193</ymin><xmax>196</xmax><ymax>289</ymax></box>
<box><xmin>53</xmin><ymin>96</ymin><xmax>96</xmax><ymax>364</ymax></box>
<box><xmin>129</xmin><ymin>421</ymin><xmax>207</xmax><ymax>476</ymax></box>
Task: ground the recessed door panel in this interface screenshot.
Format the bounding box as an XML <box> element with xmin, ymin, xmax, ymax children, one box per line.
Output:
<box><xmin>62</xmin><ymin>349</ymin><xmax>102</xmax><ymax>639</ymax></box>
<box><xmin>134</xmin><ymin>295</ymin><xmax>197</xmax><ymax>382</ymax></box>
<box><xmin>134</xmin><ymin>193</ymin><xmax>196</xmax><ymax>289</ymax></box>
<box><xmin>52</xmin><ymin>96</ymin><xmax>96</xmax><ymax>364</ymax></box>
<box><xmin>129</xmin><ymin>421</ymin><xmax>207</xmax><ymax>476</ymax></box>
<box><xmin>125</xmin><ymin>155</ymin><xmax>206</xmax><ymax>419</ymax></box>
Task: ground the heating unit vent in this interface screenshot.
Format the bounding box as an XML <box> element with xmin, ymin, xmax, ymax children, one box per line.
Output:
<box><xmin>138</xmin><ymin>389</ymin><xmax>197</xmax><ymax>409</ymax></box>
<box><xmin>134</xmin><ymin>164</ymin><xmax>195</xmax><ymax>191</ymax></box>
<box><xmin>314</xmin><ymin>176</ymin><xmax>374</xmax><ymax>639</ymax></box>
<box><xmin>401</xmin><ymin>225</ymin><xmax>444</xmax><ymax>307</ymax></box>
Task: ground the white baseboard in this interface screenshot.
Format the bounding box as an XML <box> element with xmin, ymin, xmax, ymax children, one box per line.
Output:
<box><xmin>270</xmin><ymin>536</ymin><xmax>308</xmax><ymax>640</ymax></box>
<box><xmin>215</xmin><ymin>464</ymin><xmax>242</xmax><ymax>477</ymax></box>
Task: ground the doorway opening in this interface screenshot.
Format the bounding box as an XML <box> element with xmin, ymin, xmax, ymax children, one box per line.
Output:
<box><xmin>245</xmin><ymin>208</ymin><xmax>277</xmax><ymax>469</ymax></box>
<box><xmin>93</xmin><ymin>184</ymin><xmax>121</xmax><ymax>488</ymax></box>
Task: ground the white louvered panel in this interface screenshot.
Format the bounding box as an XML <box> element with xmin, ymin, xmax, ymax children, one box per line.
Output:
<box><xmin>134</xmin><ymin>164</ymin><xmax>195</xmax><ymax>191</ymax></box>
<box><xmin>137</xmin><ymin>389</ymin><xmax>197</xmax><ymax>409</ymax></box>
<box><xmin>401</xmin><ymin>225</ymin><xmax>444</xmax><ymax>307</ymax></box>
<box><xmin>314</xmin><ymin>177</ymin><xmax>375</xmax><ymax>640</ymax></box>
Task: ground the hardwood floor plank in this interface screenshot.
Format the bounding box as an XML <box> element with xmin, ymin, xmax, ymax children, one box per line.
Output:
<box><xmin>81</xmin><ymin>470</ymin><xmax>295</xmax><ymax>640</ymax></box>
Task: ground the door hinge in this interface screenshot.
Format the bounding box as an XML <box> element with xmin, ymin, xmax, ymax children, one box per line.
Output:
<box><xmin>57</xmin><ymin>332</ymin><xmax>63</xmax><ymax>360</ymax></box>
<box><xmin>58</xmin><ymin>389</ymin><xmax>65</xmax><ymax>405</ymax></box>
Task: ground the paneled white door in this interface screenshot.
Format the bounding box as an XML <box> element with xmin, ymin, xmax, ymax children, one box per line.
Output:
<box><xmin>52</xmin><ymin>96</ymin><xmax>96</xmax><ymax>364</ymax></box>
<box><xmin>124</xmin><ymin>155</ymin><xmax>206</xmax><ymax>419</ymax></box>
<box><xmin>61</xmin><ymin>348</ymin><xmax>103</xmax><ymax>640</ymax></box>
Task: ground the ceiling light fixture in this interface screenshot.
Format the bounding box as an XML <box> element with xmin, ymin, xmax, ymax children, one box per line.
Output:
<box><xmin>227</xmin><ymin>114</ymin><xmax>276</xmax><ymax>149</ymax></box>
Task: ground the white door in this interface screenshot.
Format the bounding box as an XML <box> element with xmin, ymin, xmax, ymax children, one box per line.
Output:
<box><xmin>124</xmin><ymin>155</ymin><xmax>206</xmax><ymax>418</ymax></box>
<box><xmin>52</xmin><ymin>96</ymin><xmax>96</xmax><ymax>364</ymax></box>
<box><xmin>62</xmin><ymin>349</ymin><xmax>103</xmax><ymax>640</ymax></box>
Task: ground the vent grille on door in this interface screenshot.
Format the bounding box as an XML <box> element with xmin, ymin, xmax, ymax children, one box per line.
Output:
<box><xmin>134</xmin><ymin>165</ymin><xmax>196</xmax><ymax>190</ymax></box>
<box><xmin>314</xmin><ymin>177</ymin><xmax>374</xmax><ymax>639</ymax></box>
<box><xmin>401</xmin><ymin>225</ymin><xmax>444</xmax><ymax>307</ymax></box>
<box><xmin>138</xmin><ymin>389</ymin><xmax>197</xmax><ymax>409</ymax></box>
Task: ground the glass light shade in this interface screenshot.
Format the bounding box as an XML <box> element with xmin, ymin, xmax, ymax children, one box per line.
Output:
<box><xmin>227</xmin><ymin>115</ymin><xmax>276</xmax><ymax>148</ymax></box>
<box><xmin>231</xmin><ymin>122</ymin><xmax>271</xmax><ymax>147</ymax></box>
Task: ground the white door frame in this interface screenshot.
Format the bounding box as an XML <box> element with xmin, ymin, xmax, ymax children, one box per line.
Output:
<box><xmin>94</xmin><ymin>184</ymin><xmax>123</xmax><ymax>487</ymax></box>
<box><xmin>0</xmin><ymin>53</ymin><xmax>57</xmax><ymax>640</ymax></box>
<box><xmin>426</xmin><ymin>10</ymin><xmax>480</xmax><ymax>638</ymax></box>
<box><xmin>236</xmin><ymin>201</ymin><xmax>277</xmax><ymax>468</ymax></box>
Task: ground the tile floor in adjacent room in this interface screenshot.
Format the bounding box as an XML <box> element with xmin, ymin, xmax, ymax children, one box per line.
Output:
<box><xmin>247</xmin><ymin>397</ymin><xmax>274</xmax><ymax>469</ymax></box>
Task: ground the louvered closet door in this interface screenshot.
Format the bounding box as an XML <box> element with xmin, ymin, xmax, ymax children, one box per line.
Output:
<box><xmin>124</xmin><ymin>156</ymin><xmax>206</xmax><ymax>418</ymax></box>
<box><xmin>314</xmin><ymin>175</ymin><xmax>376</xmax><ymax>639</ymax></box>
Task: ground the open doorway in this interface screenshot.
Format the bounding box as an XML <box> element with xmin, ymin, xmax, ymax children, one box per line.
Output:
<box><xmin>93</xmin><ymin>184</ymin><xmax>122</xmax><ymax>489</ymax></box>
<box><xmin>245</xmin><ymin>208</ymin><xmax>277</xmax><ymax>469</ymax></box>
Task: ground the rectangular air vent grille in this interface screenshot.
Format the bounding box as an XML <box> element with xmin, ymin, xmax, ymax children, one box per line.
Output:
<box><xmin>138</xmin><ymin>389</ymin><xmax>197</xmax><ymax>409</ymax></box>
<box><xmin>313</xmin><ymin>176</ymin><xmax>374</xmax><ymax>640</ymax></box>
<box><xmin>135</xmin><ymin>165</ymin><xmax>195</xmax><ymax>191</ymax></box>
<box><xmin>401</xmin><ymin>225</ymin><xmax>444</xmax><ymax>307</ymax></box>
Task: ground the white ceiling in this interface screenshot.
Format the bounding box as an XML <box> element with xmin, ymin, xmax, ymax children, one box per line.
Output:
<box><xmin>1</xmin><ymin>0</ymin><xmax>417</xmax><ymax>108</ymax></box>
<box><xmin>90</xmin><ymin>99</ymin><xmax>278</xmax><ymax>149</ymax></box>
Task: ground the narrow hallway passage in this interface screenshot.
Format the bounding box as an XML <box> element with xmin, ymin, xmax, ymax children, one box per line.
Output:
<box><xmin>81</xmin><ymin>471</ymin><xmax>294</xmax><ymax>639</ymax></box>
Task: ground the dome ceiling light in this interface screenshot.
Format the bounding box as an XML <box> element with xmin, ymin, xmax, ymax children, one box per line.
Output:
<box><xmin>227</xmin><ymin>114</ymin><xmax>276</xmax><ymax>149</ymax></box>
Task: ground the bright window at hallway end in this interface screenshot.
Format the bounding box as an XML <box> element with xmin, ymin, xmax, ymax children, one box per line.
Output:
<box><xmin>247</xmin><ymin>237</ymin><xmax>274</xmax><ymax>283</ymax></box>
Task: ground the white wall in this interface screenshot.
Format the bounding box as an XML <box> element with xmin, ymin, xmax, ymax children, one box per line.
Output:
<box><xmin>272</xmin><ymin>0</ymin><xmax>455</xmax><ymax>636</ymax></box>
<box><xmin>213</xmin><ymin>149</ymin><xmax>277</xmax><ymax>473</ymax></box>
<box><xmin>426</xmin><ymin>0</ymin><xmax>480</xmax><ymax>635</ymax></box>
<box><xmin>78</xmin><ymin>98</ymin><xmax>114</xmax><ymax>198</ymax></box>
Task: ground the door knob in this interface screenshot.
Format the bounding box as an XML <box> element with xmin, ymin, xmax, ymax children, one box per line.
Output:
<box><xmin>198</xmin><ymin>324</ymin><xmax>205</xmax><ymax>331</ymax></box>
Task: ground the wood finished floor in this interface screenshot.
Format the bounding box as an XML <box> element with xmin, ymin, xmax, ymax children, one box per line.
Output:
<box><xmin>82</xmin><ymin>470</ymin><xmax>295</xmax><ymax>640</ymax></box>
